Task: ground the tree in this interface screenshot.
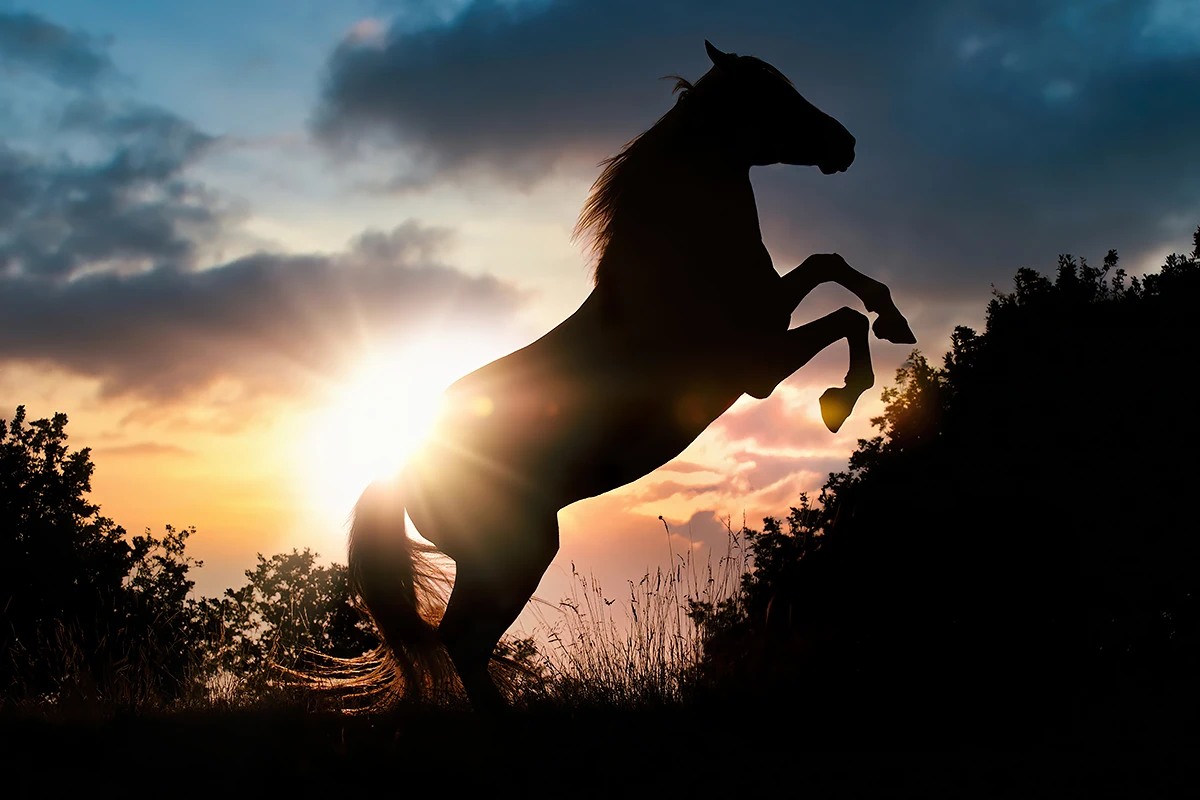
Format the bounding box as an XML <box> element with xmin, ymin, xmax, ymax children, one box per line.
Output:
<box><xmin>1</xmin><ymin>407</ymin><xmax>200</xmax><ymax>701</ymax></box>
<box><xmin>191</xmin><ymin>549</ymin><xmax>376</xmax><ymax>685</ymax></box>
<box><xmin>700</xmin><ymin>225</ymin><xmax>1200</xmax><ymax>740</ymax></box>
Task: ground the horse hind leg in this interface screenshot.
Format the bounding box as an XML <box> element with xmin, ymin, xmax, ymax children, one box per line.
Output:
<box><xmin>437</xmin><ymin>510</ymin><xmax>559</xmax><ymax>710</ymax></box>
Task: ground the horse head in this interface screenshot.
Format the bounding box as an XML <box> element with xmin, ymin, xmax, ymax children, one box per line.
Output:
<box><xmin>698</xmin><ymin>40</ymin><xmax>855</xmax><ymax>174</ymax></box>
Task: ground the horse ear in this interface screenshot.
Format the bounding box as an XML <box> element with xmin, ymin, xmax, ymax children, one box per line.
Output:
<box><xmin>705</xmin><ymin>40</ymin><xmax>736</xmax><ymax>70</ymax></box>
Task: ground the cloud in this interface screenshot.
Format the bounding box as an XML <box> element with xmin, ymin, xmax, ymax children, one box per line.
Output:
<box><xmin>635</xmin><ymin>479</ymin><xmax>726</xmax><ymax>504</ymax></box>
<box><xmin>660</xmin><ymin>459</ymin><xmax>720</xmax><ymax>475</ymax></box>
<box><xmin>624</xmin><ymin>440</ymin><xmax>848</xmax><ymax>532</ymax></box>
<box><xmin>0</xmin><ymin>16</ymin><xmax>529</xmax><ymax>414</ymax></box>
<box><xmin>312</xmin><ymin>0</ymin><xmax>758</xmax><ymax>187</ymax></box>
<box><xmin>0</xmin><ymin>11</ymin><xmax>230</xmax><ymax>285</ymax></box>
<box><xmin>636</xmin><ymin>450</ymin><xmax>842</xmax><ymax>504</ymax></box>
<box><xmin>730</xmin><ymin>451</ymin><xmax>847</xmax><ymax>495</ymax></box>
<box><xmin>715</xmin><ymin>392</ymin><xmax>835</xmax><ymax>451</ymax></box>
<box><xmin>1</xmin><ymin>102</ymin><xmax>224</xmax><ymax>281</ymax></box>
<box><xmin>0</xmin><ymin>10</ymin><xmax>115</xmax><ymax>90</ymax></box>
<box><xmin>0</xmin><ymin>221</ymin><xmax>526</xmax><ymax>403</ymax></box>
<box><xmin>313</xmin><ymin>0</ymin><xmax>1200</xmax><ymax>303</ymax></box>
<box><xmin>307</xmin><ymin>0</ymin><xmax>961</xmax><ymax>187</ymax></box>
<box><xmin>97</xmin><ymin>441</ymin><xmax>193</xmax><ymax>458</ymax></box>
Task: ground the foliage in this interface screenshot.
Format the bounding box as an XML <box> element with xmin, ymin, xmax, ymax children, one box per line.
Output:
<box><xmin>689</xmin><ymin>225</ymin><xmax>1200</xmax><ymax>737</ymax></box>
<box><xmin>0</xmin><ymin>406</ymin><xmax>546</xmax><ymax>709</ymax></box>
<box><xmin>189</xmin><ymin>548</ymin><xmax>378</xmax><ymax>699</ymax></box>
<box><xmin>1</xmin><ymin>407</ymin><xmax>200</xmax><ymax>702</ymax></box>
<box><xmin>736</xmin><ymin>496</ymin><xmax>823</xmax><ymax>621</ymax></box>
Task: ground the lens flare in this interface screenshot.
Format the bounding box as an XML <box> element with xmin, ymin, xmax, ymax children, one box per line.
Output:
<box><xmin>298</xmin><ymin>331</ymin><xmax>509</xmax><ymax>526</ymax></box>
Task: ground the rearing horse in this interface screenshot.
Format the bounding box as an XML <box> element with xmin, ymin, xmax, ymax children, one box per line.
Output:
<box><xmin>345</xmin><ymin>41</ymin><xmax>915</xmax><ymax>709</ymax></box>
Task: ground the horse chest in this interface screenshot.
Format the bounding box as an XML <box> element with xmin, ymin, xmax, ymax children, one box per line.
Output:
<box><xmin>685</xmin><ymin>238</ymin><xmax>786</xmax><ymax>335</ymax></box>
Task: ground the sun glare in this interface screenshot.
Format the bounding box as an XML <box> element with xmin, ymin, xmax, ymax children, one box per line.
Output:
<box><xmin>298</xmin><ymin>331</ymin><xmax>508</xmax><ymax>527</ymax></box>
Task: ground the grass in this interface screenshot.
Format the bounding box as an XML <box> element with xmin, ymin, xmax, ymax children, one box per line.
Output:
<box><xmin>522</xmin><ymin>516</ymin><xmax>748</xmax><ymax>708</ymax></box>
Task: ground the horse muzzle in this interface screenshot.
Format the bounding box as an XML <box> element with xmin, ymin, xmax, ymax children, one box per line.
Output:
<box><xmin>820</xmin><ymin>147</ymin><xmax>855</xmax><ymax>174</ymax></box>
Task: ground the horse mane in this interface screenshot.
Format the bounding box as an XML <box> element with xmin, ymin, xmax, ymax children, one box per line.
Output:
<box><xmin>572</xmin><ymin>75</ymin><xmax>699</xmax><ymax>286</ymax></box>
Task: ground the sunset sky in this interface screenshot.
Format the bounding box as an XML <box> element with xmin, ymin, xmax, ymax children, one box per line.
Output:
<box><xmin>3</xmin><ymin>1</ymin><xmax>1198</xmax><ymax>631</ymax></box>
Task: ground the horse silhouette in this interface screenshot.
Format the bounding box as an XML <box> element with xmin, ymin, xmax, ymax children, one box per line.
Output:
<box><xmin>343</xmin><ymin>41</ymin><xmax>915</xmax><ymax>709</ymax></box>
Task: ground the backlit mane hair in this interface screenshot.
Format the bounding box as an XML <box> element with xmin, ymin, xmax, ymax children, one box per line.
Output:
<box><xmin>572</xmin><ymin>74</ymin><xmax>699</xmax><ymax>286</ymax></box>
<box><xmin>573</xmin><ymin>56</ymin><xmax>791</xmax><ymax>287</ymax></box>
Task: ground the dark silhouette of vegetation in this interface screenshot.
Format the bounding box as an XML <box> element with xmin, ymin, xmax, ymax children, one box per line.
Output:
<box><xmin>0</xmin><ymin>406</ymin><xmax>543</xmax><ymax>709</ymax></box>
<box><xmin>0</xmin><ymin>406</ymin><xmax>380</xmax><ymax>705</ymax></box>
<box><xmin>690</xmin><ymin>225</ymin><xmax>1200</xmax><ymax>745</ymax></box>
<box><xmin>1</xmin><ymin>408</ymin><xmax>200</xmax><ymax>703</ymax></box>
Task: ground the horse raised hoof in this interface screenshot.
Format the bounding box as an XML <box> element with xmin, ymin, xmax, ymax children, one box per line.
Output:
<box><xmin>819</xmin><ymin>385</ymin><xmax>859</xmax><ymax>433</ymax></box>
<box><xmin>872</xmin><ymin>311</ymin><xmax>917</xmax><ymax>345</ymax></box>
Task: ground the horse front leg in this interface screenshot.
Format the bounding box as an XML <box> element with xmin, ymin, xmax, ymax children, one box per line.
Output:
<box><xmin>780</xmin><ymin>253</ymin><xmax>916</xmax><ymax>345</ymax></box>
<box><xmin>745</xmin><ymin>306</ymin><xmax>874</xmax><ymax>433</ymax></box>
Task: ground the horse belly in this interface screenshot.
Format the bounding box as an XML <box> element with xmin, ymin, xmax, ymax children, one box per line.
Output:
<box><xmin>554</xmin><ymin>388</ymin><xmax>737</xmax><ymax>504</ymax></box>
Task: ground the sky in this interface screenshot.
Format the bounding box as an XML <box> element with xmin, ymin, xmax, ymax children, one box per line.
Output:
<box><xmin>2</xmin><ymin>0</ymin><xmax>1198</xmax><ymax>633</ymax></box>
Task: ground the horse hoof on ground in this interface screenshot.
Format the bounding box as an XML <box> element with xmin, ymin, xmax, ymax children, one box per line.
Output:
<box><xmin>819</xmin><ymin>386</ymin><xmax>855</xmax><ymax>433</ymax></box>
<box><xmin>872</xmin><ymin>312</ymin><xmax>917</xmax><ymax>345</ymax></box>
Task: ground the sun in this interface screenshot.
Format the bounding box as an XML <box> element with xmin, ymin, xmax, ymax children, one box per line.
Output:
<box><xmin>297</xmin><ymin>331</ymin><xmax>509</xmax><ymax>527</ymax></box>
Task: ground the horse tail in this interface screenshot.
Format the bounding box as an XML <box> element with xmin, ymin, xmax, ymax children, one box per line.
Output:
<box><xmin>339</xmin><ymin>475</ymin><xmax>452</xmax><ymax>706</ymax></box>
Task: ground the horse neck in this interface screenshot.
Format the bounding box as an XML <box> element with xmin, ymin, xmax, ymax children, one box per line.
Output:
<box><xmin>654</xmin><ymin>145</ymin><xmax>758</xmax><ymax>233</ymax></box>
<box><xmin>597</xmin><ymin>153</ymin><xmax>764</xmax><ymax>313</ymax></box>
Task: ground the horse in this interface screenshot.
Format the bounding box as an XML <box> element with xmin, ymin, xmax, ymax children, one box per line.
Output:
<box><xmin>342</xmin><ymin>40</ymin><xmax>915</xmax><ymax>710</ymax></box>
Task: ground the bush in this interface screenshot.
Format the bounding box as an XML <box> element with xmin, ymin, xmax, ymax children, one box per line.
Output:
<box><xmin>688</xmin><ymin>227</ymin><xmax>1200</xmax><ymax>742</ymax></box>
<box><xmin>1</xmin><ymin>407</ymin><xmax>200</xmax><ymax>705</ymax></box>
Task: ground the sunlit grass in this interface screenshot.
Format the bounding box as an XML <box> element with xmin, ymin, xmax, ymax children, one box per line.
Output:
<box><xmin>521</xmin><ymin>517</ymin><xmax>748</xmax><ymax>708</ymax></box>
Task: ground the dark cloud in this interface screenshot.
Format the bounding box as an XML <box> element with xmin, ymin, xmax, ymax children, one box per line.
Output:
<box><xmin>0</xmin><ymin>10</ymin><xmax>114</xmax><ymax>89</ymax></box>
<box><xmin>0</xmin><ymin>221</ymin><xmax>526</xmax><ymax>402</ymax></box>
<box><xmin>758</xmin><ymin>1</ymin><xmax>1200</xmax><ymax>296</ymax></box>
<box><xmin>1</xmin><ymin>102</ymin><xmax>223</xmax><ymax>281</ymax></box>
<box><xmin>313</xmin><ymin>0</ymin><xmax>670</xmax><ymax>187</ymax></box>
<box><xmin>665</xmin><ymin>509</ymin><xmax>736</xmax><ymax>550</ymax></box>
<box><xmin>309</xmin><ymin>0</ymin><xmax>953</xmax><ymax>185</ymax></box>
<box><xmin>1</xmin><ymin>11</ymin><xmax>228</xmax><ymax>283</ymax></box>
<box><xmin>314</xmin><ymin>0</ymin><xmax>1200</xmax><ymax>301</ymax></box>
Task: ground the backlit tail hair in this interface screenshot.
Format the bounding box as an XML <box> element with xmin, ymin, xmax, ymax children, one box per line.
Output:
<box><xmin>320</xmin><ymin>476</ymin><xmax>454</xmax><ymax>708</ymax></box>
